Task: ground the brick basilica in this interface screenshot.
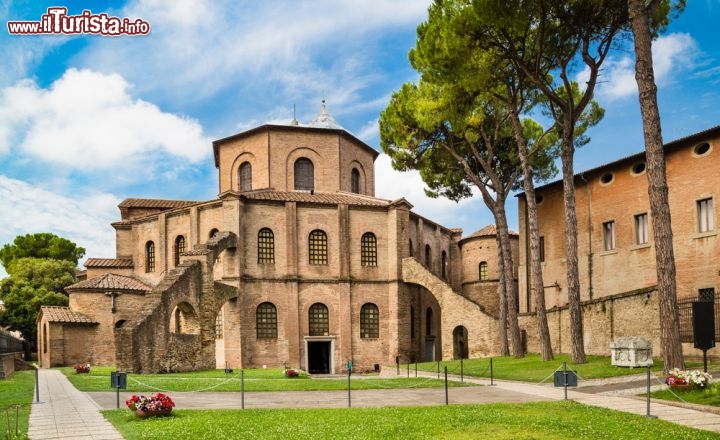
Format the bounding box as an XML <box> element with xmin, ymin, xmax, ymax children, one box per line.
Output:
<box><xmin>37</xmin><ymin>103</ymin><xmax>507</xmax><ymax>373</ymax></box>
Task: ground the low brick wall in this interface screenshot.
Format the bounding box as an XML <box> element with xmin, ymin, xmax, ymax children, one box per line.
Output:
<box><xmin>0</xmin><ymin>353</ymin><xmax>20</xmax><ymax>379</ymax></box>
<box><xmin>519</xmin><ymin>287</ymin><xmax>661</xmax><ymax>357</ymax></box>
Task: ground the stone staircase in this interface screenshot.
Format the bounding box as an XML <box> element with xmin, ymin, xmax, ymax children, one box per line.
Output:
<box><xmin>401</xmin><ymin>257</ymin><xmax>500</xmax><ymax>358</ymax></box>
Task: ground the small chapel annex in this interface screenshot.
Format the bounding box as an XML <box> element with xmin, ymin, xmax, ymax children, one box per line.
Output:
<box><xmin>37</xmin><ymin>103</ymin><xmax>512</xmax><ymax>373</ymax></box>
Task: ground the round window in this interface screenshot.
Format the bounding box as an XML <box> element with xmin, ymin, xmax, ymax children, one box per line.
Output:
<box><xmin>631</xmin><ymin>162</ymin><xmax>646</xmax><ymax>175</ymax></box>
<box><xmin>600</xmin><ymin>172</ymin><xmax>614</xmax><ymax>185</ymax></box>
<box><xmin>693</xmin><ymin>142</ymin><xmax>711</xmax><ymax>157</ymax></box>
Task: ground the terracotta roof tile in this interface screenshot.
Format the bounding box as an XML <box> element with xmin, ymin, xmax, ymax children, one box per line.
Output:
<box><xmin>85</xmin><ymin>258</ymin><xmax>134</xmax><ymax>269</ymax></box>
<box><xmin>118</xmin><ymin>198</ymin><xmax>199</xmax><ymax>209</ymax></box>
<box><xmin>462</xmin><ymin>225</ymin><xmax>518</xmax><ymax>241</ymax></box>
<box><xmin>67</xmin><ymin>273</ymin><xmax>152</xmax><ymax>292</ymax></box>
<box><xmin>244</xmin><ymin>190</ymin><xmax>390</xmax><ymax>207</ymax></box>
<box><xmin>40</xmin><ymin>306</ymin><xmax>95</xmax><ymax>324</ymax></box>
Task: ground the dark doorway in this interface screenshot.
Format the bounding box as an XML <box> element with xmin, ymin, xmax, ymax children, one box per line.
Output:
<box><xmin>453</xmin><ymin>325</ymin><xmax>469</xmax><ymax>359</ymax></box>
<box><xmin>307</xmin><ymin>341</ymin><xmax>331</xmax><ymax>374</ymax></box>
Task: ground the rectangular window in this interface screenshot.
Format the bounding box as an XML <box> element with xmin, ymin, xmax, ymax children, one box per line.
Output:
<box><xmin>603</xmin><ymin>221</ymin><xmax>616</xmax><ymax>251</ymax></box>
<box><xmin>538</xmin><ymin>236</ymin><xmax>545</xmax><ymax>262</ymax></box>
<box><xmin>635</xmin><ymin>213</ymin><xmax>649</xmax><ymax>244</ymax></box>
<box><xmin>698</xmin><ymin>198</ymin><xmax>715</xmax><ymax>233</ymax></box>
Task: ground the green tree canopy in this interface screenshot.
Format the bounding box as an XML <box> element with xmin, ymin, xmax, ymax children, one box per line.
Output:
<box><xmin>0</xmin><ymin>232</ymin><xmax>85</xmax><ymax>272</ymax></box>
<box><xmin>0</xmin><ymin>258</ymin><xmax>76</xmax><ymax>344</ymax></box>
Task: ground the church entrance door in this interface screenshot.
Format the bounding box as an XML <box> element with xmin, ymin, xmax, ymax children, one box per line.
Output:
<box><xmin>307</xmin><ymin>340</ymin><xmax>331</xmax><ymax>374</ymax></box>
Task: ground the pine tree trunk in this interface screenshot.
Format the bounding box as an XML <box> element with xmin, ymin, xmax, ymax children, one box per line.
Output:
<box><xmin>495</xmin><ymin>236</ymin><xmax>510</xmax><ymax>356</ymax></box>
<box><xmin>507</xmin><ymin>105</ymin><xmax>553</xmax><ymax>360</ymax></box>
<box><xmin>495</xmin><ymin>200</ymin><xmax>524</xmax><ymax>357</ymax></box>
<box><xmin>561</xmin><ymin>124</ymin><xmax>586</xmax><ymax>364</ymax></box>
<box><xmin>628</xmin><ymin>0</ymin><xmax>684</xmax><ymax>371</ymax></box>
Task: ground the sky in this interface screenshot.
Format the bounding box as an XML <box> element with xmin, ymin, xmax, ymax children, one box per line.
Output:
<box><xmin>1</xmin><ymin>1</ymin><xmax>719</xmax><ymax>277</ymax></box>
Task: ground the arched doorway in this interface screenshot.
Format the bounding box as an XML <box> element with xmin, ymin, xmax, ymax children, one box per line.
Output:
<box><xmin>453</xmin><ymin>326</ymin><xmax>469</xmax><ymax>359</ymax></box>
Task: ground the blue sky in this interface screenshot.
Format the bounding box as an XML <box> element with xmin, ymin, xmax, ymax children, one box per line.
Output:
<box><xmin>1</xmin><ymin>1</ymin><xmax>718</xmax><ymax>276</ymax></box>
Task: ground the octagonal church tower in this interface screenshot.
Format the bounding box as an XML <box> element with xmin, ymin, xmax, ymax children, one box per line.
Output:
<box><xmin>38</xmin><ymin>102</ymin><xmax>501</xmax><ymax>373</ymax></box>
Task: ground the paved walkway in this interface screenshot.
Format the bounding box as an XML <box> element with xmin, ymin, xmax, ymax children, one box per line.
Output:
<box><xmin>28</xmin><ymin>368</ymin><xmax>720</xmax><ymax>439</ymax></box>
<box><xmin>28</xmin><ymin>369</ymin><xmax>123</xmax><ymax>440</ymax></box>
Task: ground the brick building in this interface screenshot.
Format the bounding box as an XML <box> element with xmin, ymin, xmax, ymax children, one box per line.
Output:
<box><xmin>37</xmin><ymin>103</ymin><xmax>509</xmax><ymax>373</ymax></box>
<box><xmin>517</xmin><ymin>126</ymin><xmax>719</xmax><ymax>358</ymax></box>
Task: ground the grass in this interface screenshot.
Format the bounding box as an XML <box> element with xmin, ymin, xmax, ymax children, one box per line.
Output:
<box><xmin>651</xmin><ymin>382</ymin><xmax>720</xmax><ymax>407</ymax></box>
<box><xmin>63</xmin><ymin>367</ymin><xmax>467</xmax><ymax>393</ymax></box>
<box><xmin>102</xmin><ymin>401</ymin><xmax>720</xmax><ymax>440</ymax></box>
<box><xmin>412</xmin><ymin>354</ymin><xmax>670</xmax><ymax>382</ymax></box>
<box><xmin>0</xmin><ymin>370</ymin><xmax>35</xmax><ymax>440</ymax></box>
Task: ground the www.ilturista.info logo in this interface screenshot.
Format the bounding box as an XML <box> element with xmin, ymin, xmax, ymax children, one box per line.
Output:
<box><xmin>7</xmin><ymin>7</ymin><xmax>150</xmax><ymax>36</ymax></box>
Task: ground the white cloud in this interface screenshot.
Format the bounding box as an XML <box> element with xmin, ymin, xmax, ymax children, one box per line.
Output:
<box><xmin>0</xmin><ymin>175</ymin><xmax>120</xmax><ymax>276</ymax></box>
<box><xmin>73</xmin><ymin>1</ymin><xmax>429</xmax><ymax>104</ymax></box>
<box><xmin>590</xmin><ymin>33</ymin><xmax>699</xmax><ymax>101</ymax></box>
<box><xmin>0</xmin><ymin>68</ymin><xmax>210</xmax><ymax>168</ymax></box>
<box><xmin>374</xmin><ymin>154</ymin><xmax>496</xmax><ymax>236</ymax></box>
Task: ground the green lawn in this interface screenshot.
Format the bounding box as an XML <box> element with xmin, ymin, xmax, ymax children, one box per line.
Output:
<box><xmin>102</xmin><ymin>401</ymin><xmax>719</xmax><ymax>440</ymax></box>
<box><xmin>412</xmin><ymin>354</ymin><xmax>670</xmax><ymax>382</ymax></box>
<box><xmin>63</xmin><ymin>367</ymin><xmax>467</xmax><ymax>392</ymax></box>
<box><xmin>0</xmin><ymin>370</ymin><xmax>35</xmax><ymax>440</ymax></box>
<box><xmin>651</xmin><ymin>382</ymin><xmax>720</xmax><ymax>406</ymax></box>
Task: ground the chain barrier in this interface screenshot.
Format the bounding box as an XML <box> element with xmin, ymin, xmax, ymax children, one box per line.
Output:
<box><xmin>127</xmin><ymin>373</ymin><xmax>240</xmax><ymax>393</ymax></box>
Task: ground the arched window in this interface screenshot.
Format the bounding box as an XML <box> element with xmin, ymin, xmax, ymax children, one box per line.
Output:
<box><xmin>256</xmin><ymin>302</ymin><xmax>277</xmax><ymax>339</ymax></box>
<box><xmin>239</xmin><ymin>162</ymin><xmax>252</xmax><ymax>192</ymax></box>
<box><xmin>209</xmin><ymin>228</ymin><xmax>219</xmax><ymax>238</ymax></box>
<box><xmin>258</xmin><ymin>228</ymin><xmax>275</xmax><ymax>264</ymax></box>
<box><xmin>441</xmin><ymin>251</ymin><xmax>447</xmax><ymax>279</ymax></box>
<box><xmin>426</xmin><ymin>307</ymin><xmax>433</xmax><ymax>336</ymax></box>
<box><xmin>294</xmin><ymin>158</ymin><xmax>314</xmax><ymax>191</ymax></box>
<box><xmin>425</xmin><ymin>244</ymin><xmax>431</xmax><ymax>268</ymax></box>
<box><xmin>309</xmin><ymin>303</ymin><xmax>329</xmax><ymax>336</ymax></box>
<box><xmin>360</xmin><ymin>303</ymin><xmax>379</xmax><ymax>338</ymax></box>
<box><xmin>479</xmin><ymin>261</ymin><xmax>488</xmax><ymax>281</ymax></box>
<box><xmin>174</xmin><ymin>235</ymin><xmax>185</xmax><ymax>267</ymax></box>
<box><xmin>308</xmin><ymin>229</ymin><xmax>328</xmax><ymax>265</ymax></box>
<box><xmin>43</xmin><ymin>323</ymin><xmax>47</xmax><ymax>353</ymax></box>
<box><xmin>409</xmin><ymin>239</ymin><xmax>414</xmax><ymax>256</ymax></box>
<box><xmin>145</xmin><ymin>241</ymin><xmax>155</xmax><ymax>273</ymax></box>
<box><xmin>360</xmin><ymin>232</ymin><xmax>377</xmax><ymax>266</ymax></box>
<box><xmin>351</xmin><ymin>168</ymin><xmax>360</xmax><ymax>193</ymax></box>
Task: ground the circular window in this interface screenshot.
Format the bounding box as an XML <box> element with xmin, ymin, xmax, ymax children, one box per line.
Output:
<box><xmin>600</xmin><ymin>172</ymin><xmax>614</xmax><ymax>185</ymax></box>
<box><xmin>535</xmin><ymin>194</ymin><xmax>544</xmax><ymax>205</ymax></box>
<box><xmin>693</xmin><ymin>142</ymin><xmax>711</xmax><ymax>157</ymax></box>
<box><xmin>631</xmin><ymin>162</ymin><xmax>646</xmax><ymax>175</ymax></box>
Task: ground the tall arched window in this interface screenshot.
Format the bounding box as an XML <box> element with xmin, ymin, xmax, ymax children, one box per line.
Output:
<box><xmin>239</xmin><ymin>162</ymin><xmax>252</xmax><ymax>192</ymax></box>
<box><xmin>441</xmin><ymin>251</ymin><xmax>447</xmax><ymax>279</ymax></box>
<box><xmin>360</xmin><ymin>232</ymin><xmax>377</xmax><ymax>266</ymax></box>
<box><xmin>174</xmin><ymin>235</ymin><xmax>185</xmax><ymax>267</ymax></box>
<box><xmin>360</xmin><ymin>303</ymin><xmax>379</xmax><ymax>338</ymax></box>
<box><xmin>479</xmin><ymin>261</ymin><xmax>488</xmax><ymax>281</ymax></box>
<box><xmin>145</xmin><ymin>241</ymin><xmax>155</xmax><ymax>273</ymax></box>
<box><xmin>409</xmin><ymin>239</ymin><xmax>414</xmax><ymax>256</ymax></box>
<box><xmin>351</xmin><ymin>168</ymin><xmax>360</xmax><ymax>193</ymax></box>
<box><xmin>410</xmin><ymin>306</ymin><xmax>415</xmax><ymax>339</ymax></box>
<box><xmin>258</xmin><ymin>228</ymin><xmax>275</xmax><ymax>264</ymax></box>
<box><xmin>425</xmin><ymin>244</ymin><xmax>431</xmax><ymax>269</ymax></box>
<box><xmin>308</xmin><ymin>229</ymin><xmax>328</xmax><ymax>265</ymax></box>
<box><xmin>256</xmin><ymin>302</ymin><xmax>277</xmax><ymax>339</ymax></box>
<box><xmin>309</xmin><ymin>303</ymin><xmax>329</xmax><ymax>336</ymax></box>
<box><xmin>294</xmin><ymin>158</ymin><xmax>314</xmax><ymax>191</ymax></box>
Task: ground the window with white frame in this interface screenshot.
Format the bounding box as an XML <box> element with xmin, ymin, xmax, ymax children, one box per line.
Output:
<box><xmin>698</xmin><ymin>198</ymin><xmax>715</xmax><ymax>233</ymax></box>
<box><xmin>603</xmin><ymin>221</ymin><xmax>616</xmax><ymax>251</ymax></box>
<box><xmin>635</xmin><ymin>213</ymin><xmax>649</xmax><ymax>244</ymax></box>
